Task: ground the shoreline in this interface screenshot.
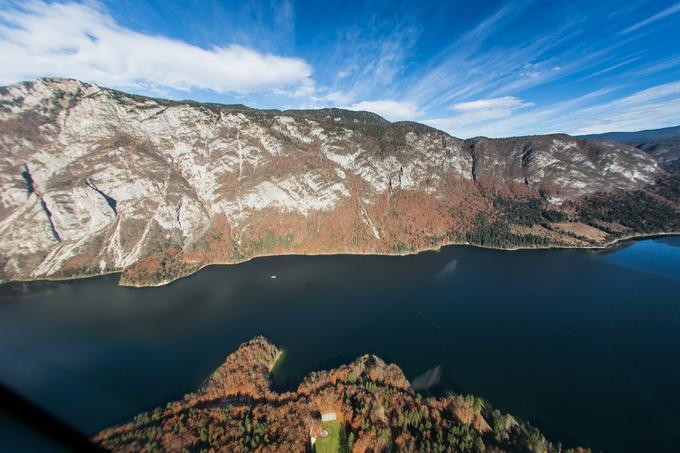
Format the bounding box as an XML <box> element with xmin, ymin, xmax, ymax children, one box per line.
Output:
<box><xmin>4</xmin><ymin>231</ymin><xmax>679</xmax><ymax>289</ymax></box>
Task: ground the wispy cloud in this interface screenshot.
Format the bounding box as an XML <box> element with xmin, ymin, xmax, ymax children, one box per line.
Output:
<box><xmin>1</xmin><ymin>0</ymin><xmax>678</xmax><ymax>137</ymax></box>
<box><xmin>450</xmin><ymin>96</ymin><xmax>533</xmax><ymax>112</ymax></box>
<box><xmin>424</xmin><ymin>81</ymin><xmax>680</xmax><ymax>138</ymax></box>
<box><xmin>0</xmin><ymin>1</ymin><xmax>312</xmax><ymax>94</ymax></box>
<box><xmin>572</xmin><ymin>80</ymin><xmax>680</xmax><ymax>133</ymax></box>
<box><xmin>620</xmin><ymin>2</ymin><xmax>680</xmax><ymax>34</ymax></box>
<box><xmin>404</xmin><ymin>0</ymin><xmax>544</xmax><ymax>108</ymax></box>
<box><xmin>348</xmin><ymin>99</ymin><xmax>422</xmax><ymax>121</ymax></box>
<box><xmin>393</xmin><ymin>0</ymin><xmax>680</xmax><ymax>137</ymax></box>
<box><xmin>324</xmin><ymin>22</ymin><xmax>419</xmax><ymax>107</ymax></box>
<box><xmin>627</xmin><ymin>55</ymin><xmax>680</xmax><ymax>78</ymax></box>
<box><xmin>425</xmin><ymin>96</ymin><xmax>533</xmax><ymax>137</ymax></box>
<box><xmin>424</xmin><ymin>88</ymin><xmax>613</xmax><ymax>137</ymax></box>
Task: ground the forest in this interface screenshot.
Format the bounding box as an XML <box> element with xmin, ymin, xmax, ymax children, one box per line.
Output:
<box><xmin>95</xmin><ymin>337</ymin><xmax>591</xmax><ymax>453</ymax></box>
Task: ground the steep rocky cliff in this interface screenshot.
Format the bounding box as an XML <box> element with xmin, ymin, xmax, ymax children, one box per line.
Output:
<box><xmin>0</xmin><ymin>78</ymin><xmax>676</xmax><ymax>286</ymax></box>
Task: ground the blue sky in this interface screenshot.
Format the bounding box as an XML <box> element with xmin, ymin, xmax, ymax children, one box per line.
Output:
<box><xmin>1</xmin><ymin>0</ymin><xmax>679</xmax><ymax>137</ymax></box>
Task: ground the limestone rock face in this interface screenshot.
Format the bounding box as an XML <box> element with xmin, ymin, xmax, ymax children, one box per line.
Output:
<box><xmin>0</xmin><ymin>78</ymin><xmax>663</xmax><ymax>285</ymax></box>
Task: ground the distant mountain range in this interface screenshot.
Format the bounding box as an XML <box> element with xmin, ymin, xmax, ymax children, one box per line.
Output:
<box><xmin>0</xmin><ymin>78</ymin><xmax>678</xmax><ymax>286</ymax></box>
<box><xmin>579</xmin><ymin>126</ymin><xmax>680</xmax><ymax>173</ymax></box>
<box><xmin>579</xmin><ymin>125</ymin><xmax>680</xmax><ymax>143</ymax></box>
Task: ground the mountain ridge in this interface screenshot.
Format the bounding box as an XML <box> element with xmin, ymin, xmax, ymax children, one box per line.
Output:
<box><xmin>578</xmin><ymin>125</ymin><xmax>680</xmax><ymax>143</ymax></box>
<box><xmin>1</xmin><ymin>78</ymin><xmax>678</xmax><ymax>286</ymax></box>
<box><xmin>578</xmin><ymin>125</ymin><xmax>680</xmax><ymax>174</ymax></box>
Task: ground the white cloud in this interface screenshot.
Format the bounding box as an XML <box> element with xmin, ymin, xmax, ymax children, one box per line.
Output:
<box><xmin>450</xmin><ymin>96</ymin><xmax>532</xmax><ymax>112</ymax></box>
<box><xmin>422</xmin><ymin>82</ymin><xmax>680</xmax><ymax>138</ymax></box>
<box><xmin>611</xmin><ymin>80</ymin><xmax>680</xmax><ymax>106</ymax></box>
<box><xmin>403</xmin><ymin>1</ymin><xmax>559</xmax><ymax>109</ymax></box>
<box><xmin>348</xmin><ymin>99</ymin><xmax>422</xmax><ymax>121</ymax></box>
<box><xmin>0</xmin><ymin>1</ymin><xmax>312</xmax><ymax>94</ymax></box>
<box><xmin>620</xmin><ymin>2</ymin><xmax>680</xmax><ymax>34</ymax></box>
<box><xmin>573</xmin><ymin>98</ymin><xmax>680</xmax><ymax>135</ymax></box>
<box><xmin>322</xmin><ymin>90</ymin><xmax>354</xmax><ymax>105</ymax></box>
<box><xmin>425</xmin><ymin>96</ymin><xmax>533</xmax><ymax>137</ymax></box>
<box><xmin>572</xmin><ymin>80</ymin><xmax>680</xmax><ymax>134</ymax></box>
<box><xmin>272</xmin><ymin>78</ymin><xmax>317</xmax><ymax>98</ymax></box>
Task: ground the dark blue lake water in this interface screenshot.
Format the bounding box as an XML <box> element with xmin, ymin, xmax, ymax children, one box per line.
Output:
<box><xmin>1</xmin><ymin>237</ymin><xmax>679</xmax><ymax>452</ymax></box>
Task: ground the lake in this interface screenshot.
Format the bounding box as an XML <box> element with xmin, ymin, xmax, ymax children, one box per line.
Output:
<box><xmin>1</xmin><ymin>237</ymin><xmax>680</xmax><ymax>452</ymax></box>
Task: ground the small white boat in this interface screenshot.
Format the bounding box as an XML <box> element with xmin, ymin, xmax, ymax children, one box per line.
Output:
<box><xmin>270</xmin><ymin>275</ymin><xmax>277</xmax><ymax>279</ymax></box>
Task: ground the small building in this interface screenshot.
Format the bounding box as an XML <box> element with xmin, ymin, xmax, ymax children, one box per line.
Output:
<box><xmin>311</xmin><ymin>411</ymin><xmax>338</xmax><ymax>446</ymax></box>
<box><xmin>321</xmin><ymin>412</ymin><xmax>337</xmax><ymax>422</ymax></box>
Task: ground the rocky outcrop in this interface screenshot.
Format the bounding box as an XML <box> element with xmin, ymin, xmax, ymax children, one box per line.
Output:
<box><xmin>0</xmin><ymin>78</ymin><xmax>674</xmax><ymax>286</ymax></box>
<box><xmin>93</xmin><ymin>337</ymin><xmax>589</xmax><ymax>453</ymax></box>
<box><xmin>634</xmin><ymin>140</ymin><xmax>680</xmax><ymax>173</ymax></box>
<box><xmin>579</xmin><ymin>125</ymin><xmax>680</xmax><ymax>173</ymax></box>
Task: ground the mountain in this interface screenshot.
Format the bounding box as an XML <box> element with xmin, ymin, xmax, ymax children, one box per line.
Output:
<box><xmin>578</xmin><ymin>125</ymin><xmax>680</xmax><ymax>143</ymax></box>
<box><xmin>94</xmin><ymin>337</ymin><xmax>590</xmax><ymax>453</ymax></box>
<box><xmin>1</xmin><ymin>78</ymin><xmax>678</xmax><ymax>286</ymax></box>
<box><xmin>579</xmin><ymin>126</ymin><xmax>680</xmax><ymax>173</ymax></box>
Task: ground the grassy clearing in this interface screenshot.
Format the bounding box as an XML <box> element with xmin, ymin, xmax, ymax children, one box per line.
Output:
<box><xmin>314</xmin><ymin>419</ymin><xmax>341</xmax><ymax>453</ymax></box>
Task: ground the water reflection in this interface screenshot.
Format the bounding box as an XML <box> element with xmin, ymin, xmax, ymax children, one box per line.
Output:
<box><xmin>435</xmin><ymin>259</ymin><xmax>458</xmax><ymax>281</ymax></box>
<box><xmin>411</xmin><ymin>364</ymin><xmax>443</xmax><ymax>391</ymax></box>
